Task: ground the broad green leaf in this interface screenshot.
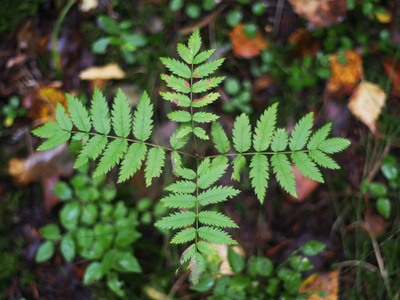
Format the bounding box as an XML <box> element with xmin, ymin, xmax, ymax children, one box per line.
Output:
<box><xmin>198</xmin><ymin>186</ymin><xmax>239</xmax><ymax>206</ymax></box>
<box><xmin>66</xmin><ymin>94</ymin><xmax>91</xmax><ymax>132</ymax></box>
<box><xmin>197</xmin><ymin>164</ymin><xmax>227</xmax><ymax>189</ymax></box>
<box><xmin>318</xmin><ymin>138</ymin><xmax>351</xmax><ymax>154</ymax></box>
<box><xmin>171</xmin><ymin>227</ymin><xmax>196</xmax><ymax>244</ymax></box>
<box><xmin>191</xmin><ymin>77</ymin><xmax>225</xmax><ymax>93</ymax></box>
<box><xmin>193</xmin><ymin>127</ymin><xmax>209</xmax><ymax>140</ymax></box>
<box><xmin>55</xmin><ymin>103</ymin><xmax>72</xmax><ymax>131</ymax></box>
<box><xmin>133</xmin><ymin>91</ymin><xmax>154</xmax><ymax>141</ymax></box>
<box><xmin>155</xmin><ymin>211</ymin><xmax>196</xmax><ymax>229</ymax></box>
<box><xmin>60</xmin><ymin>201</ymin><xmax>81</xmax><ymax>230</ymax></box>
<box><xmin>98</xmin><ymin>15</ymin><xmax>119</xmax><ymax>35</ymax></box>
<box><xmin>118</xmin><ymin>143</ymin><xmax>147</xmax><ymax>183</ymax></box>
<box><xmin>253</xmin><ymin>103</ymin><xmax>277</xmax><ymax>152</ymax></box>
<box><xmin>107</xmin><ymin>272</ymin><xmax>125</xmax><ymax>297</ymax></box>
<box><xmin>168</xmin><ymin>110</ymin><xmax>191</xmax><ymax>122</ymax></box>
<box><xmin>174</xmin><ymin>167</ymin><xmax>196</xmax><ymax>180</ymax></box>
<box><xmin>177</xmin><ymin>43</ymin><xmax>192</xmax><ymax>64</ymax></box>
<box><xmin>233</xmin><ymin>113</ymin><xmax>252</xmax><ymax>153</ymax></box>
<box><xmin>307</xmin><ymin>123</ymin><xmax>332</xmax><ymax>150</ymax></box>
<box><xmin>93</xmin><ymin>139</ymin><xmax>128</xmax><ymax>177</ymax></box>
<box><xmin>35</xmin><ymin>240</ymin><xmax>55</xmax><ymax>263</ymax></box>
<box><xmin>193</xmin><ymin>58</ymin><xmax>224</xmax><ymax>78</ymax></box>
<box><xmin>228</xmin><ymin>247</ymin><xmax>245</xmax><ymax>273</ymax></box>
<box><xmin>37</xmin><ymin>131</ymin><xmax>71</xmax><ymax>151</ymax></box>
<box><xmin>161</xmin><ymin>74</ymin><xmax>191</xmax><ymax>93</ymax></box>
<box><xmin>198</xmin><ymin>211</ymin><xmax>238</xmax><ymax>228</ymax></box>
<box><xmin>102</xmin><ymin>249</ymin><xmax>117</xmax><ymax>274</ymax></box>
<box><xmin>193</xmin><ymin>112</ymin><xmax>219</xmax><ymax>123</ymax></box>
<box><xmin>197</xmin><ymin>241</ymin><xmax>217</xmax><ymax>255</ymax></box>
<box><xmin>193</xmin><ymin>49</ymin><xmax>215</xmax><ymax>64</ymax></box>
<box><xmin>32</xmin><ymin>122</ymin><xmax>62</xmax><ymax>138</ymax></box>
<box><xmin>165</xmin><ymin>180</ymin><xmax>196</xmax><ymax>194</ymax></box>
<box><xmin>160</xmin><ymin>57</ymin><xmax>191</xmax><ymax>78</ymax></box>
<box><xmin>232</xmin><ymin>155</ymin><xmax>246</xmax><ymax>181</ymax></box>
<box><xmin>250</xmin><ymin>154</ymin><xmax>269</xmax><ymax>203</ymax></box>
<box><xmin>115</xmin><ymin>251</ymin><xmax>142</xmax><ymax>273</ymax></box>
<box><xmin>75</xmin><ymin>135</ymin><xmax>108</xmax><ymax>168</ymax></box>
<box><xmin>91</xmin><ymin>86</ymin><xmax>111</xmax><ymax>135</ymax></box>
<box><xmin>271</xmin><ymin>153</ymin><xmax>297</xmax><ymax>197</ymax></box>
<box><xmin>190</xmin><ymin>273</ymin><xmax>215</xmax><ymax>292</ymax></box>
<box><xmin>61</xmin><ymin>234</ymin><xmax>75</xmax><ymax>262</ymax></box>
<box><xmin>197</xmin><ymin>226</ymin><xmax>237</xmax><ymax>245</ymax></box>
<box><xmin>376</xmin><ymin>198</ymin><xmax>391</xmax><ymax>219</ymax></box>
<box><xmin>160</xmin><ymin>92</ymin><xmax>191</xmax><ymax>107</ymax></box>
<box><xmin>54</xmin><ymin>182</ymin><xmax>72</xmax><ymax>200</ymax></box>
<box><xmin>289</xmin><ymin>255</ymin><xmax>313</xmax><ymax>271</ymax></box>
<box><xmin>81</xmin><ymin>203</ymin><xmax>98</xmax><ymax>225</ymax></box>
<box><xmin>291</xmin><ymin>152</ymin><xmax>323</xmax><ymax>183</ymax></box>
<box><xmin>381</xmin><ymin>155</ymin><xmax>398</xmax><ymax>180</ymax></box>
<box><xmin>161</xmin><ymin>194</ymin><xmax>197</xmax><ymax>209</ymax></box>
<box><xmin>300</xmin><ymin>240</ymin><xmax>326</xmax><ymax>256</ymax></box>
<box><xmin>41</xmin><ymin>224</ymin><xmax>61</xmax><ymax>240</ymax></box>
<box><xmin>211</xmin><ymin>121</ymin><xmax>230</xmax><ymax>154</ymax></box>
<box><xmin>83</xmin><ymin>262</ymin><xmax>103</xmax><ymax>284</ymax></box>
<box><xmin>112</xmin><ymin>89</ymin><xmax>132</xmax><ymax>138</ymax></box>
<box><xmin>192</xmin><ymin>92</ymin><xmax>220</xmax><ymax>107</ymax></box>
<box><xmin>289</xmin><ymin>112</ymin><xmax>314</xmax><ymax>151</ymax></box>
<box><xmin>271</xmin><ymin>128</ymin><xmax>288</xmax><ymax>152</ymax></box>
<box><xmin>188</xmin><ymin>28</ymin><xmax>201</xmax><ymax>59</ymax></box>
<box><xmin>145</xmin><ymin>147</ymin><xmax>165</xmax><ymax>186</ymax></box>
<box><xmin>309</xmin><ymin>149</ymin><xmax>339</xmax><ymax>169</ymax></box>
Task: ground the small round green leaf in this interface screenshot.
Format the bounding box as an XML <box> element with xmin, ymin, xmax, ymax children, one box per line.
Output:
<box><xmin>169</xmin><ymin>0</ymin><xmax>184</xmax><ymax>11</ymax></box>
<box><xmin>83</xmin><ymin>262</ymin><xmax>103</xmax><ymax>285</ymax></box>
<box><xmin>107</xmin><ymin>272</ymin><xmax>125</xmax><ymax>297</ymax></box>
<box><xmin>102</xmin><ymin>249</ymin><xmax>117</xmax><ymax>274</ymax></box>
<box><xmin>185</xmin><ymin>3</ymin><xmax>201</xmax><ymax>19</ymax></box>
<box><xmin>81</xmin><ymin>204</ymin><xmax>98</xmax><ymax>225</ymax></box>
<box><xmin>98</xmin><ymin>15</ymin><xmax>120</xmax><ymax>35</ymax></box>
<box><xmin>41</xmin><ymin>224</ymin><xmax>61</xmax><ymax>240</ymax></box>
<box><xmin>369</xmin><ymin>182</ymin><xmax>387</xmax><ymax>198</ymax></box>
<box><xmin>226</xmin><ymin>10</ymin><xmax>243</xmax><ymax>27</ymax></box>
<box><xmin>376</xmin><ymin>198</ymin><xmax>391</xmax><ymax>219</ymax></box>
<box><xmin>224</xmin><ymin>77</ymin><xmax>241</xmax><ymax>95</ymax></box>
<box><xmin>35</xmin><ymin>240</ymin><xmax>55</xmax><ymax>263</ymax></box>
<box><xmin>60</xmin><ymin>201</ymin><xmax>81</xmax><ymax>230</ymax></box>
<box><xmin>243</xmin><ymin>23</ymin><xmax>258</xmax><ymax>39</ymax></box>
<box><xmin>229</xmin><ymin>274</ymin><xmax>250</xmax><ymax>291</ymax></box>
<box><xmin>255</xmin><ymin>257</ymin><xmax>273</xmax><ymax>277</ymax></box>
<box><xmin>190</xmin><ymin>273</ymin><xmax>214</xmax><ymax>292</ymax></box>
<box><xmin>227</xmin><ymin>247</ymin><xmax>245</xmax><ymax>273</ymax></box>
<box><xmin>381</xmin><ymin>155</ymin><xmax>398</xmax><ymax>180</ymax></box>
<box><xmin>114</xmin><ymin>251</ymin><xmax>142</xmax><ymax>273</ymax></box>
<box><xmin>54</xmin><ymin>182</ymin><xmax>72</xmax><ymax>201</ymax></box>
<box><xmin>92</xmin><ymin>38</ymin><xmax>110</xmax><ymax>54</ymax></box>
<box><xmin>300</xmin><ymin>241</ymin><xmax>326</xmax><ymax>256</ymax></box>
<box><xmin>288</xmin><ymin>255</ymin><xmax>313</xmax><ymax>271</ymax></box>
<box><xmin>61</xmin><ymin>234</ymin><xmax>76</xmax><ymax>262</ymax></box>
<box><xmin>252</xmin><ymin>2</ymin><xmax>266</xmax><ymax>16</ymax></box>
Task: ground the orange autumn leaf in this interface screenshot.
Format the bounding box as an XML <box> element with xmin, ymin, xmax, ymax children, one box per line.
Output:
<box><xmin>327</xmin><ymin>50</ymin><xmax>363</xmax><ymax>96</ymax></box>
<box><xmin>290</xmin><ymin>165</ymin><xmax>320</xmax><ymax>202</ymax></box>
<box><xmin>288</xmin><ymin>28</ymin><xmax>320</xmax><ymax>57</ymax></box>
<box><xmin>29</xmin><ymin>87</ymin><xmax>68</xmax><ymax>124</ymax></box>
<box><xmin>229</xmin><ymin>24</ymin><xmax>268</xmax><ymax>59</ymax></box>
<box><xmin>348</xmin><ymin>81</ymin><xmax>386</xmax><ymax>133</ymax></box>
<box><xmin>382</xmin><ymin>57</ymin><xmax>400</xmax><ymax>97</ymax></box>
<box><xmin>299</xmin><ymin>269</ymin><xmax>340</xmax><ymax>300</ymax></box>
<box><xmin>288</xmin><ymin>0</ymin><xmax>347</xmax><ymax>28</ymax></box>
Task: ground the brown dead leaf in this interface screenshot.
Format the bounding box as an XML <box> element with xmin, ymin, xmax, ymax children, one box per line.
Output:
<box><xmin>8</xmin><ymin>158</ymin><xmax>26</xmax><ymax>178</ymax></box>
<box><xmin>229</xmin><ymin>24</ymin><xmax>268</xmax><ymax>59</ymax></box>
<box><xmin>79</xmin><ymin>63</ymin><xmax>126</xmax><ymax>80</ymax></box>
<box><xmin>327</xmin><ymin>50</ymin><xmax>363</xmax><ymax>96</ymax></box>
<box><xmin>288</xmin><ymin>0</ymin><xmax>347</xmax><ymax>28</ymax></box>
<box><xmin>288</xmin><ymin>28</ymin><xmax>320</xmax><ymax>57</ymax></box>
<box><xmin>348</xmin><ymin>81</ymin><xmax>386</xmax><ymax>133</ymax></box>
<box><xmin>299</xmin><ymin>269</ymin><xmax>340</xmax><ymax>300</ymax></box>
<box><xmin>369</xmin><ymin>7</ymin><xmax>392</xmax><ymax>23</ymax></box>
<box><xmin>382</xmin><ymin>57</ymin><xmax>400</xmax><ymax>97</ymax></box>
<box><xmin>290</xmin><ymin>165</ymin><xmax>320</xmax><ymax>201</ymax></box>
<box><xmin>29</xmin><ymin>87</ymin><xmax>68</xmax><ymax>124</ymax></box>
<box><xmin>253</xmin><ymin>73</ymin><xmax>275</xmax><ymax>93</ymax></box>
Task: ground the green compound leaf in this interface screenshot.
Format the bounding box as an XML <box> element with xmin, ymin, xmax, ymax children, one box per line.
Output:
<box><xmin>93</xmin><ymin>139</ymin><xmax>128</xmax><ymax>177</ymax></box>
<box><xmin>271</xmin><ymin>153</ymin><xmax>297</xmax><ymax>197</ymax></box>
<box><xmin>232</xmin><ymin>155</ymin><xmax>246</xmax><ymax>181</ymax></box>
<box><xmin>291</xmin><ymin>152</ymin><xmax>324</xmax><ymax>183</ymax></box>
<box><xmin>193</xmin><ymin>58</ymin><xmax>225</xmax><ymax>78</ymax></box>
<box><xmin>91</xmin><ymin>86</ymin><xmax>111</xmax><ymax>135</ymax></box>
<box><xmin>133</xmin><ymin>91</ymin><xmax>154</xmax><ymax>141</ymax></box>
<box><xmin>289</xmin><ymin>112</ymin><xmax>314</xmax><ymax>151</ymax></box>
<box><xmin>160</xmin><ymin>57</ymin><xmax>192</xmax><ymax>78</ymax></box>
<box><xmin>307</xmin><ymin>123</ymin><xmax>332</xmax><ymax>150</ymax></box>
<box><xmin>177</xmin><ymin>43</ymin><xmax>192</xmax><ymax>64</ymax></box>
<box><xmin>318</xmin><ymin>138</ymin><xmax>351</xmax><ymax>154</ymax></box>
<box><xmin>168</xmin><ymin>110</ymin><xmax>192</xmax><ymax>123</ymax></box>
<box><xmin>197</xmin><ymin>163</ymin><xmax>227</xmax><ymax>189</ymax></box>
<box><xmin>198</xmin><ymin>186</ymin><xmax>239</xmax><ymax>206</ymax></box>
<box><xmin>309</xmin><ymin>149</ymin><xmax>340</xmax><ymax>169</ymax></box>
<box><xmin>161</xmin><ymin>194</ymin><xmax>197</xmax><ymax>209</ymax></box>
<box><xmin>118</xmin><ymin>143</ymin><xmax>147</xmax><ymax>183</ymax></box>
<box><xmin>191</xmin><ymin>77</ymin><xmax>225</xmax><ymax>93</ymax></box>
<box><xmin>145</xmin><ymin>147</ymin><xmax>165</xmax><ymax>186</ymax></box>
<box><xmin>233</xmin><ymin>113</ymin><xmax>252</xmax><ymax>153</ymax></box>
<box><xmin>161</xmin><ymin>74</ymin><xmax>191</xmax><ymax>93</ymax></box>
<box><xmin>271</xmin><ymin>128</ymin><xmax>289</xmax><ymax>152</ymax></box>
<box><xmin>193</xmin><ymin>49</ymin><xmax>215</xmax><ymax>64</ymax></box>
<box><xmin>253</xmin><ymin>103</ymin><xmax>277</xmax><ymax>152</ymax></box>
<box><xmin>55</xmin><ymin>103</ymin><xmax>72</xmax><ymax>131</ymax></box>
<box><xmin>198</xmin><ymin>211</ymin><xmax>238</xmax><ymax>228</ymax></box>
<box><xmin>192</xmin><ymin>112</ymin><xmax>219</xmax><ymax>123</ymax></box>
<box><xmin>160</xmin><ymin>92</ymin><xmax>191</xmax><ymax>107</ymax></box>
<box><xmin>197</xmin><ymin>226</ymin><xmax>237</xmax><ymax>245</ymax></box>
<box><xmin>37</xmin><ymin>130</ymin><xmax>71</xmax><ymax>151</ymax></box>
<box><xmin>74</xmin><ymin>135</ymin><xmax>108</xmax><ymax>168</ymax></box>
<box><xmin>197</xmin><ymin>241</ymin><xmax>217</xmax><ymax>255</ymax></box>
<box><xmin>66</xmin><ymin>94</ymin><xmax>91</xmax><ymax>132</ymax></box>
<box><xmin>171</xmin><ymin>227</ymin><xmax>196</xmax><ymax>244</ymax></box>
<box><xmin>250</xmin><ymin>153</ymin><xmax>269</xmax><ymax>203</ymax></box>
<box><xmin>165</xmin><ymin>180</ymin><xmax>197</xmax><ymax>194</ymax></box>
<box><xmin>112</xmin><ymin>89</ymin><xmax>132</xmax><ymax>138</ymax></box>
<box><xmin>174</xmin><ymin>167</ymin><xmax>196</xmax><ymax>180</ymax></box>
<box><xmin>192</xmin><ymin>92</ymin><xmax>220</xmax><ymax>107</ymax></box>
<box><xmin>156</xmin><ymin>211</ymin><xmax>196</xmax><ymax>229</ymax></box>
<box><xmin>211</xmin><ymin>121</ymin><xmax>231</xmax><ymax>154</ymax></box>
<box><xmin>188</xmin><ymin>28</ymin><xmax>201</xmax><ymax>59</ymax></box>
<box><xmin>32</xmin><ymin>122</ymin><xmax>62</xmax><ymax>138</ymax></box>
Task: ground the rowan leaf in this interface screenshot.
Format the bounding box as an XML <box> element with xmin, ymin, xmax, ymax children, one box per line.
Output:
<box><xmin>198</xmin><ymin>211</ymin><xmax>238</xmax><ymax>228</ymax></box>
<box><xmin>271</xmin><ymin>153</ymin><xmax>297</xmax><ymax>197</ymax></box>
<box><xmin>160</xmin><ymin>57</ymin><xmax>191</xmax><ymax>78</ymax></box>
<box><xmin>145</xmin><ymin>147</ymin><xmax>165</xmax><ymax>186</ymax></box>
<box><xmin>291</xmin><ymin>152</ymin><xmax>324</xmax><ymax>183</ymax></box>
<box><xmin>271</xmin><ymin>128</ymin><xmax>289</xmax><ymax>152</ymax></box>
<box><xmin>118</xmin><ymin>143</ymin><xmax>147</xmax><ymax>183</ymax></box>
<box><xmin>161</xmin><ymin>194</ymin><xmax>197</xmax><ymax>209</ymax></box>
<box><xmin>197</xmin><ymin>226</ymin><xmax>237</xmax><ymax>245</ymax></box>
<box><xmin>112</xmin><ymin>89</ymin><xmax>132</xmax><ymax>138</ymax></box>
<box><xmin>318</xmin><ymin>138</ymin><xmax>351</xmax><ymax>154</ymax></box>
<box><xmin>250</xmin><ymin>153</ymin><xmax>269</xmax><ymax>203</ymax></box>
<box><xmin>253</xmin><ymin>103</ymin><xmax>277</xmax><ymax>152</ymax></box>
<box><xmin>66</xmin><ymin>94</ymin><xmax>91</xmax><ymax>132</ymax></box>
<box><xmin>309</xmin><ymin>149</ymin><xmax>340</xmax><ymax>169</ymax></box>
<box><xmin>307</xmin><ymin>123</ymin><xmax>332</xmax><ymax>150</ymax></box>
<box><xmin>233</xmin><ymin>113</ymin><xmax>252</xmax><ymax>153</ymax></box>
<box><xmin>198</xmin><ymin>186</ymin><xmax>239</xmax><ymax>206</ymax></box>
<box><xmin>171</xmin><ymin>227</ymin><xmax>196</xmax><ymax>244</ymax></box>
<box><xmin>289</xmin><ymin>112</ymin><xmax>314</xmax><ymax>151</ymax></box>
<box><xmin>211</xmin><ymin>121</ymin><xmax>231</xmax><ymax>154</ymax></box>
<box><xmin>133</xmin><ymin>91</ymin><xmax>153</xmax><ymax>141</ymax></box>
<box><xmin>93</xmin><ymin>139</ymin><xmax>128</xmax><ymax>177</ymax></box>
<box><xmin>55</xmin><ymin>103</ymin><xmax>72</xmax><ymax>131</ymax></box>
<box><xmin>91</xmin><ymin>86</ymin><xmax>110</xmax><ymax>135</ymax></box>
<box><xmin>155</xmin><ymin>211</ymin><xmax>196</xmax><ymax>229</ymax></box>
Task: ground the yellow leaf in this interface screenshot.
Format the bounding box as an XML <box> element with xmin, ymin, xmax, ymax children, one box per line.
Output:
<box><xmin>299</xmin><ymin>269</ymin><xmax>340</xmax><ymax>300</ymax></box>
<box><xmin>79</xmin><ymin>63</ymin><xmax>126</xmax><ymax>80</ymax></box>
<box><xmin>369</xmin><ymin>8</ymin><xmax>392</xmax><ymax>23</ymax></box>
<box><xmin>348</xmin><ymin>81</ymin><xmax>386</xmax><ymax>133</ymax></box>
<box><xmin>229</xmin><ymin>24</ymin><xmax>268</xmax><ymax>59</ymax></box>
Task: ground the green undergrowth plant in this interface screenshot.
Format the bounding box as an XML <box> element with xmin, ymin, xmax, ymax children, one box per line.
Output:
<box><xmin>32</xmin><ymin>29</ymin><xmax>350</xmax><ymax>286</ymax></box>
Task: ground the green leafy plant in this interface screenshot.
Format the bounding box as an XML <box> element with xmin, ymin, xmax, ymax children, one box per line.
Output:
<box><xmin>32</xmin><ymin>28</ymin><xmax>350</xmax><ymax>286</ymax></box>
<box><xmin>223</xmin><ymin>77</ymin><xmax>253</xmax><ymax>114</ymax></box>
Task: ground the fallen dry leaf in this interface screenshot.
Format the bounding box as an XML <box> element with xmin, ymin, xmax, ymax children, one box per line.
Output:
<box><xmin>288</xmin><ymin>28</ymin><xmax>320</xmax><ymax>57</ymax></box>
<box><xmin>229</xmin><ymin>24</ymin><xmax>268</xmax><ymax>59</ymax></box>
<box><xmin>382</xmin><ymin>57</ymin><xmax>400</xmax><ymax>97</ymax></box>
<box><xmin>29</xmin><ymin>87</ymin><xmax>68</xmax><ymax>124</ymax></box>
<box><xmin>288</xmin><ymin>0</ymin><xmax>347</xmax><ymax>28</ymax></box>
<box><xmin>327</xmin><ymin>50</ymin><xmax>363</xmax><ymax>96</ymax></box>
<box><xmin>214</xmin><ymin>244</ymin><xmax>245</xmax><ymax>275</ymax></box>
<box><xmin>253</xmin><ymin>73</ymin><xmax>275</xmax><ymax>93</ymax></box>
<box><xmin>79</xmin><ymin>0</ymin><xmax>98</xmax><ymax>12</ymax></box>
<box><xmin>299</xmin><ymin>269</ymin><xmax>340</xmax><ymax>300</ymax></box>
<box><xmin>8</xmin><ymin>158</ymin><xmax>26</xmax><ymax>178</ymax></box>
<box><xmin>348</xmin><ymin>81</ymin><xmax>386</xmax><ymax>133</ymax></box>
<box><xmin>79</xmin><ymin>63</ymin><xmax>126</xmax><ymax>80</ymax></box>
